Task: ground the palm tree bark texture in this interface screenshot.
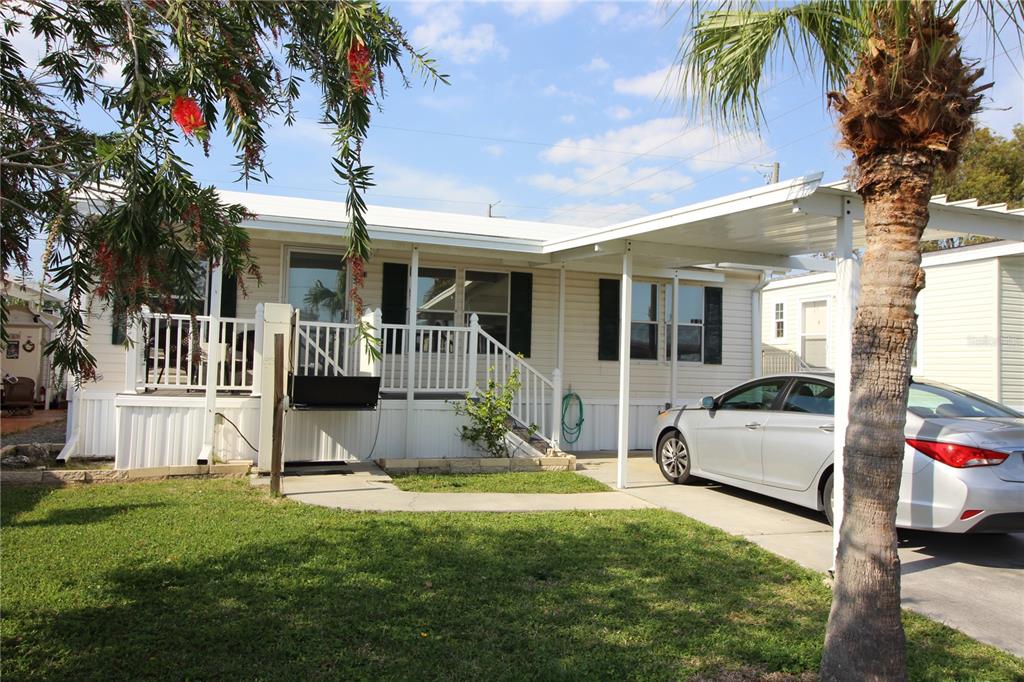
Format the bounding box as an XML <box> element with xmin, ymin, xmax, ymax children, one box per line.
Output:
<box><xmin>820</xmin><ymin>10</ymin><xmax>982</xmax><ymax>681</ymax></box>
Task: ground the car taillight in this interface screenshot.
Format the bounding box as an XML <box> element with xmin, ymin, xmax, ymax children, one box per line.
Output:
<box><xmin>906</xmin><ymin>439</ymin><xmax>1009</xmax><ymax>468</ymax></box>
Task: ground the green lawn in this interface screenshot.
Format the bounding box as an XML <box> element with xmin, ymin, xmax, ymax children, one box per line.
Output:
<box><xmin>2</xmin><ymin>481</ymin><xmax>1021</xmax><ymax>681</ymax></box>
<box><xmin>389</xmin><ymin>471</ymin><xmax>611</xmax><ymax>493</ymax></box>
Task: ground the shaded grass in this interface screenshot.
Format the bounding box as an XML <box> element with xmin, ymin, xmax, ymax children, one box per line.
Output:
<box><xmin>390</xmin><ymin>471</ymin><xmax>611</xmax><ymax>493</ymax></box>
<box><xmin>1</xmin><ymin>480</ymin><xmax>1021</xmax><ymax>681</ymax></box>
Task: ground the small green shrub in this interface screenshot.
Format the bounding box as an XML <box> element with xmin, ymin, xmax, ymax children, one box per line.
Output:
<box><xmin>454</xmin><ymin>368</ymin><xmax>521</xmax><ymax>458</ymax></box>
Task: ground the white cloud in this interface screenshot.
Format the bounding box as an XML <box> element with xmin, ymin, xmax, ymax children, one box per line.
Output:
<box><xmin>483</xmin><ymin>144</ymin><xmax>505</xmax><ymax>157</ymax></box>
<box><xmin>411</xmin><ymin>3</ymin><xmax>506</xmax><ymax>64</ymax></box>
<box><xmin>559</xmin><ymin>114</ymin><xmax>576</xmax><ymax>124</ymax></box>
<box><xmin>605</xmin><ymin>105</ymin><xmax>633</xmax><ymax>121</ymax></box>
<box><xmin>593</xmin><ymin>3</ymin><xmax>620</xmax><ymax>24</ymax></box>
<box><xmin>271</xmin><ymin>118</ymin><xmax>335</xmax><ymax>147</ymax></box>
<box><xmin>542</xmin><ymin>84</ymin><xmax>594</xmax><ymax>105</ymax></box>
<box><xmin>504</xmin><ymin>1</ymin><xmax>575</xmax><ymax>24</ymax></box>
<box><xmin>613</xmin><ymin>65</ymin><xmax>680</xmax><ymax>99</ymax></box>
<box><xmin>97</xmin><ymin>58</ymin><xmax>126</xmax><ymax>87</ymax></box>
<box><xmin>527</xmin><ymin>117</ymin><xmax>770</xmax><ymax>200</ymax></box>
<box><xmin>583</xmin><ymin>56</ymin><xmax>610</xmax><ymax>72</ymax></box>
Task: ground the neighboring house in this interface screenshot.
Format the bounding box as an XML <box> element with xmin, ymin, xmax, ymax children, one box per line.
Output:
<box><xmin>761</xmin><ymin>240</ymin><xmax>1024</xmax><ymax>410</ymax></box>
<box><xmin>60</xmin><ymin>175</ymin><xmax>1023</xmax><ymax>475</ymax></box>
<box><xmin>1</xmin><ymin>282</ymin><xmax>65</xmax><ymax>407</ymax></box>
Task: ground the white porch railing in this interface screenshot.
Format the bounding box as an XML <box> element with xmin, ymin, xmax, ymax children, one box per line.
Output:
<box><xmin>293</xmin><ymin>314</ymin><xmax>360</xmax><ymax>377</ymax></box>
<box><xmin>379</xmin><ymin>324</ymin><xmax>473</xmax><ymax>393</ymax></box>
<box><xmin>136</xmin><ymin>312</ymin><xmax>258</xmax><ymax>392</ymax></box>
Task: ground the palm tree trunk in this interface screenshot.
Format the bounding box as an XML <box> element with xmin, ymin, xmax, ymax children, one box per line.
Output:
<box><xmin>820</xmin><ymin>151</ymin><xmax>934</xmax><ymax>682</ymax></box>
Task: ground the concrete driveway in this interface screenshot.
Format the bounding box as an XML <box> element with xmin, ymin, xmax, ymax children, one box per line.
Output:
<box><xmin>575</xmin><ymin>454</ymin><xmax>1024</xmax><ymax>658</ymax></box>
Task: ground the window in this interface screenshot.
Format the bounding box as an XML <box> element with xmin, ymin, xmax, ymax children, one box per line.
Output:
<box><xmin>416</xmin><ymin>267</ymin><xmax>456</xmax><ymax>326</ymax></box>
<box><xmin>782</xmin><ymin>380</ymin><xmax>834</xmax><ymax>415</ymax></box>
<box><xmin>288</xmin><ymin>251</ymin><xmax>346</xmax><ymax>322</ymax></box>
<box><xmin>464</xmin><ymin>270</ymin><xmax>509</xmax><ymax>344</ymax></box>
<box><xmin>719</xmin><ymin>378</ymin><xmax>789</xmax><ymax>411</ymax></box>
<box><xmin>630</xmin><ymin>282</ymin><xmax>658</xmax><ymax>360</ymax></box>
<box><xmin>774</xmin><ymin>302</ymin><xmax>785</xmax><ymax>339</ymax></box>
<box><xmin>665</xmin><ymin>284</ymin><xmax>704</xmax><ymax>363</ymax></box>
<box><xmin>800</xmin><ymin>299</ymin><xmax>828</xmax><ymax>367</ymax></box>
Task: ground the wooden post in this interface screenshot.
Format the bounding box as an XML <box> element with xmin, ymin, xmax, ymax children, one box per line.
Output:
<box><xmin>270</xmin><ymin>333</ymin><xmax>285</xmax><ymax>496</ymax></box>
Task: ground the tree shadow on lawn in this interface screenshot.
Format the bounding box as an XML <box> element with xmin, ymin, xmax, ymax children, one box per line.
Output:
<box><xmin>3</xmin><ymin>486</ymin><xmax>1017</xmax><ymax>681</ymax></box>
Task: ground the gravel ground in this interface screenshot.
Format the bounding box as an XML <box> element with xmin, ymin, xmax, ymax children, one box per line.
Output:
<box><xmin>1</xmin><ymin>419</ymin><xmax>67</xmax><ymax>447</ymax></box>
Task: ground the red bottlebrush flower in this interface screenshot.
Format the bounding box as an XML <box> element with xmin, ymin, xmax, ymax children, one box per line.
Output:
<box><xmin>171</xmin><ymin>96</ymin><xmax>205</xmax><ymax>135</ymax></box>
<box><xmin>347</xmin><ymin>42</ymin><xmax>374</xmax><ymax>95</ymax></box>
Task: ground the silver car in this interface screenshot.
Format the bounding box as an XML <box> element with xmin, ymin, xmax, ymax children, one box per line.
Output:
<box><xmin>652</xmin><ymin>374</ymin><xmax>1024</xmax><ymax>533</ymax></box>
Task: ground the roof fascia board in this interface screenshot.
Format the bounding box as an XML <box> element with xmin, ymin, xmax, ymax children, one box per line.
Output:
<box><xmin>244</xmin><ymin>216</ymin><xmax>548</xmax><ymax>254</ymax></box>
<box><xmin>921</xmin><ymin>240</ymin><xmax>1024</xmax><ymax>266</ymax></box>
<box><xmin>541</xmin><ymin>173</ymin><xmax>825</xmax><ymax>254</ymax></box>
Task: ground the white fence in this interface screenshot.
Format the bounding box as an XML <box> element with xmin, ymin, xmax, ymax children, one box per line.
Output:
<box><xmin>293</xmin><ymin>315</ymin><xmax>360</xmax><ymax>377</ymax></box>
<box><xmin>761</xmin><ymin>348</ymin><xmax>813</xmax><ymax>375</ymax></box>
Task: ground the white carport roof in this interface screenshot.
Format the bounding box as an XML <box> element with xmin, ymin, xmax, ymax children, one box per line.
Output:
<box><xmin>539</xmin><ymin>173</ymin><xmax>1024</xmax><ymax>272</ymax></box>
<box><xmin>224</xmin><ymin>173</ymin><xmax>1023</xmax><ymax>272</ymax></box>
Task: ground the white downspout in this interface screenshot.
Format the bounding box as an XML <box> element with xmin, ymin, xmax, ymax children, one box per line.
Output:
<box><xmin>751</xmin><ymin>271</ymin><xmax>772</xmax><ymax>378</ymax></box>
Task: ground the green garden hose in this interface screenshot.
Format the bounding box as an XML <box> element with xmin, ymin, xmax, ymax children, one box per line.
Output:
<box><xmin>561</xmin><ymin>391</ymin><xmax>584</xmax><ymax>445</ymax></box>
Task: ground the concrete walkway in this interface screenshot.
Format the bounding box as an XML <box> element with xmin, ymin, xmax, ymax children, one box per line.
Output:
<box><xmin>256</xmin><ymin>462</ymin><xmax>654</xmax><ymax>512</ymax></box>
<box><xmin>575</xmin><ymin>454</ymin><xmax>1024</xmax><ymax>659</ymax></box>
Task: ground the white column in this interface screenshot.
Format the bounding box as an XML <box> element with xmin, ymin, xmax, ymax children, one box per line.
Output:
<box><xmin>124</xmin><ymin>314</ymin><xmax>144</xmax><ymax>393</ymax></box>
<box><xmin>404</xmin><ymin>247</ymin><xmax>419</xmax><ymax>458</ymax></box>
<box><xmin>557</xmin><ymin>264</ymin><xmax>566</xmax><ymax>376</ymax></box>
<box><xmin>616</xmin><ymin>243</ymin><xmax>633</xmax><ymax>489</ymax></box>
<box><xmin>832</xmin><ymin>199</ymin><xmax>860</xmax><ymax>567</ymax></box>
<box><xmin>670</xmin><ymin>271</ymin><xmax>679</xmax><ymax>407</ymax></box>
<box><xmin>199</xmin><ymin>261</ymin><xmax>224</xmax><ymax>463</ymax></box>
<box><xmin>359</xmin><ymin>307</ymin><xmax>381</xmax><ymax>376</ymax></box>
<box><xmin>256</xmin><ymin>303</ymin><xmax>293</xmax><ymax>472</ymax></box>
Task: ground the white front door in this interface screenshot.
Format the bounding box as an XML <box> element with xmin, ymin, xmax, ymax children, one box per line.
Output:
<box><xmin>801</xmin><ymin>300</ymin><xmax>828</xmax><ymax>368</ymax></box>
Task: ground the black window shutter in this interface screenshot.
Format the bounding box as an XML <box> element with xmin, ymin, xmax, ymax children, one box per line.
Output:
<box><xmin>111</xmin><ymin>311</ymin><xmax>127</xmax><ymax>345</ymax></box>
<box><xmin>598</xmin><ymin>278</ymin><xmax>620</xmax><ymax>361</ymax></box>
<box><xmin>704</xmin><ymin>286</ymin><xmax>723</xmax><ymax>365</ymax></box>
<box><xmin>381</xmin><ymin>262</ymin><xmax>408</xmax><ymax>353</ymax></box>
<box><xmin>508</xmin><ymin>272</ymin><xmax>533</xmax><ymax>357</ymax></box>
<box><xmin>220</xmin><ymin>273</ymin><xmax>238</xmax><ymax>318</ymax></box>
<box><xmin>381</xmin><ymin>262</ymin><xmax>409</xmax><ymax>323</ymax></box>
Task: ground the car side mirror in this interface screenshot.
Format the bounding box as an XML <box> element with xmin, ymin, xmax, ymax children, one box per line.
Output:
<box><xmin>701</xmin><ymin>396</ymin><xmax>716</xmax><ymax>410</ymax></box>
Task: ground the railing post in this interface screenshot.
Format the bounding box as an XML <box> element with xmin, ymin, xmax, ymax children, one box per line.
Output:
<box><xmin>124</xmin><ymin>312</ymin><xmax>144</xmax><ymax>393</ymax></box>
<box><xmin>256</xmin><ymin>303</ymin><xmax>293</xmax><ymax>472</ymax></box>
<box><xmin>359</xmin><ymin>308</ymin><xmax>381</xmax><ymax>376</ymax></box>
<box><xmin>468</xmin><ymin>313</ymin><xmax>479</xmax><ymax>395</ymax></box>
<box><xmin>551</xmin><ymin>368</ymin><xmax>562</xmax><ymax>450</ymax></box>
<box><xmin>404</xmin><ymin>247</ymin><xmax>419</xmax><ymax>458</ymax></box>
<box><xmin>251</xmin><ymin>303</ymin><xmax>264</xmax><ymax>394</ymax></box>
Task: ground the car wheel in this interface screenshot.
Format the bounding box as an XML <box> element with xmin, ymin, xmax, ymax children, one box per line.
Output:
<box><xmin>657</xmin><ymin>430</ymin><xmax>691</xmax><ymax>484</ymax></box>
<box><xmin>822</xmin><ymin>472</ymin><xmax>835</xmax><ymax>527</ymax></box>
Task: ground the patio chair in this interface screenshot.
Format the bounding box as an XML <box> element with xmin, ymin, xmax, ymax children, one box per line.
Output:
<box><xmin>1</xmin><ymin>377</ymin><xmax>36</xmax><ymax>415</ymax></box>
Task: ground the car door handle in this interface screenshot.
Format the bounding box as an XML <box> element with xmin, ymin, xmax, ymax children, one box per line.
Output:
<box><xmin>818</xmin><ymin>424</ymin><xmax>834</xmax><ymax>432</ymax></box>
<box><xmin>745</xmin><ymin>422</ymin><xmax>762</xmax><ymax>430</ymax></box>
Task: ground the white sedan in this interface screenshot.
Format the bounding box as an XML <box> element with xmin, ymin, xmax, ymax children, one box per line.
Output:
<box><xmin>652</xmin><ymin>374</ymin><xmax>1024</xmax><ymax>533</ymax></box>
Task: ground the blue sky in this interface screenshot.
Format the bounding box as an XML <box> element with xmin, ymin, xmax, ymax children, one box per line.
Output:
<box><xmin>182</xmin><ymin>0</ymin><xmax>1021</xmax><ymax>228</ymax></box>
<box><xmin>15</xmin><ymin>0</ymin><xmax>1024</xmax><ymax>243</ymax></box>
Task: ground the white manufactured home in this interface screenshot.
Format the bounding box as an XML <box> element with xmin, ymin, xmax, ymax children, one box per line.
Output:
<box><xmin>61</xmin><ymin>175</ymin><xmax>1023</xmax><ymax>486</ymax></box>
<box><xmin>761</xmin><ymin>240</ymin><xmax>1024</xmax><ymax>410</ymax></box>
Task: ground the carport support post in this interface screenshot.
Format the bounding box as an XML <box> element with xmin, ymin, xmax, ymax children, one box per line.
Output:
<box><xmin>616</xmin><ymin>243</ymin><xmax>633</xmax><ymax>489</ymax></box>
<box><xmin>199</xmin><ymin>260</ymin><xmax>224</xmax><ymax>464</ymax></box>
<box><xmin>405</xmin><ymin>246</ymin><xmax>419</xmax><ymax>458</ymax></box>
<box><xmin>832</xmin><ymin>199</ymin><xmax>859</xmax><ymax>568</ymax></box>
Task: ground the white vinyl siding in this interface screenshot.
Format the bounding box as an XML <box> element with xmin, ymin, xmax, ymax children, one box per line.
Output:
<box><xmin>84</xmin><ymin>302</ymin><xmax>127</xmax><ymax>392</ymax></box>
<box><xmin>1000</xmin><ymin>255</ymin><xmax>1024</xmax><ymax>409</ymax></box>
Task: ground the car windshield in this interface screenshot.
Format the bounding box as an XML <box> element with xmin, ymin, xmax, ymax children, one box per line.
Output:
<box><xmin>907</xmin><ymin>382</ymin><xmax>1022</xmax><ymax>419</ymax></box>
